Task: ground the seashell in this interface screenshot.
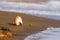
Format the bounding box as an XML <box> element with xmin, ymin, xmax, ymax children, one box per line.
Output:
<box><xmin>14</xmin><ymin>16</ymin><xmax>23</xmax><ymax>26</ymax></box>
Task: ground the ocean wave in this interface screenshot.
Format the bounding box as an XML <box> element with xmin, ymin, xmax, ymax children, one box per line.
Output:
<box><xmin>24</xmin><ymin>27</ymin><xmax>60</xmax><ymax>40</ymax></box>
<box><xmin>0</xmin><ymin>0</ymin><xmax>60</xmax><ymax>20</ymax></box>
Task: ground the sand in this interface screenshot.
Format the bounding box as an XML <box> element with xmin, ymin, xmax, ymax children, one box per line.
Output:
<box><xmin>0</xmin><ymin>11</ymin><xmax>60</xmax><ymax>40</ymax></box>
<box><xmin>6</xmin><ymin>0</ymin><xmax>47</xmax><ymax>4</ymax></box>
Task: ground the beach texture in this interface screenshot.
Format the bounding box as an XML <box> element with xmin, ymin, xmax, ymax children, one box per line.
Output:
<box><xmin>6</xmin><ymin>0</ymin><xmax>47</xmax><ymax>3</ymax></box>
<box><xmin>0</xmin><ymin>11</ymin><xmax>60</xmax><ymax>40</ymax></box>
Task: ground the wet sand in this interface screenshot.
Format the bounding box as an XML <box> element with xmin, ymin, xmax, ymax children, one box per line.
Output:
<box><xmin>0</xmin><ymin>11</ymin><xmax>60</xmax><ymax>40</ymax></box>
<box><xmin>6</xmin><ymin>0</ymin><xmax>47</xmax><ymax>4</ymax></box>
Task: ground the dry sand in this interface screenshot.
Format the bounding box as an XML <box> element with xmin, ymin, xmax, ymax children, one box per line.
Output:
<box><xmin>0</xmin><ymin>11</ymin><xmax>60</xmax><ymax>40</ymax></box>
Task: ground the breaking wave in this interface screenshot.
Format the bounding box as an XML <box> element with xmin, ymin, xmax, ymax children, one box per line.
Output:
<box><xmin>24</xmin><ymin>27</ymin><xmax>60</xmax><ymax>40</ymax></box>
<box><xmin>0</xmin><ymin>0</ymin><xmax>60</xmax><ymax>20</ymax></box>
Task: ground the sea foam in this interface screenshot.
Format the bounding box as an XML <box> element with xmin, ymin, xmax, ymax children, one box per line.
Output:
<box><xmin>0</xmin><ymin>0</ymin><xmax>60</xmax><ymax>20</ymax></box>
<box><xmin>24</xmin><ymin>27</ymin><xmax>60</xmax><ymax>40</ymax></box>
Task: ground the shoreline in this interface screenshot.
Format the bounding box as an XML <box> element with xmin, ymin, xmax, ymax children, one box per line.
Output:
<box><xmin>3</xmin><ymin>0</ymin><xmax>47</xmax><ymax>4</ymax></box>
<box><xmin>0</xmin><ymin>11</ymin><xmax>60</xmax><ymax>40</ymax></box>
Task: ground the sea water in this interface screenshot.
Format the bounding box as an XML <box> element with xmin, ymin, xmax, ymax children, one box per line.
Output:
<box><xmin>0</xmin><ymin>0</ymin><xmax>60</xmax><ymax>40</ymax></box>
<box><xmin>0</xmin><ymin>0</ymin><xmax>60</xmax><ymax>20</ymax></box>
<box><xmin>24</xmin><ymin>27</ymin><xmax>60</xmax><ymax>40</ymax></box>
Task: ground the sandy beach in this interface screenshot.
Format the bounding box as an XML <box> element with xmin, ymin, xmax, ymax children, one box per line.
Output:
<box><xmin>0</xmin><ymin>11</ymin><xmax>60</xmax><ymax>40</ymax></box>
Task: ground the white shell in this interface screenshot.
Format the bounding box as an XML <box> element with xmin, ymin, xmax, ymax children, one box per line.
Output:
<box><xmin>15</xmin><ymin>16</ymin><xmax>23</xmax><ymax>26</ymax></box>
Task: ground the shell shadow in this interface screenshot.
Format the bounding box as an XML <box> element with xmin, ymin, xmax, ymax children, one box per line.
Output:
<box><xmin>8</xmin><ymin>23</ymin><xmax>16</xmax><ymax>26</ymax></box>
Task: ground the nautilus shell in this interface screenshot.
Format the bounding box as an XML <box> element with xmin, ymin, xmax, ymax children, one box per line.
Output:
<box><xmin>13</xmin><ymin>16</ymin><xmax>23</xmax><ymax>26</ymax></box>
